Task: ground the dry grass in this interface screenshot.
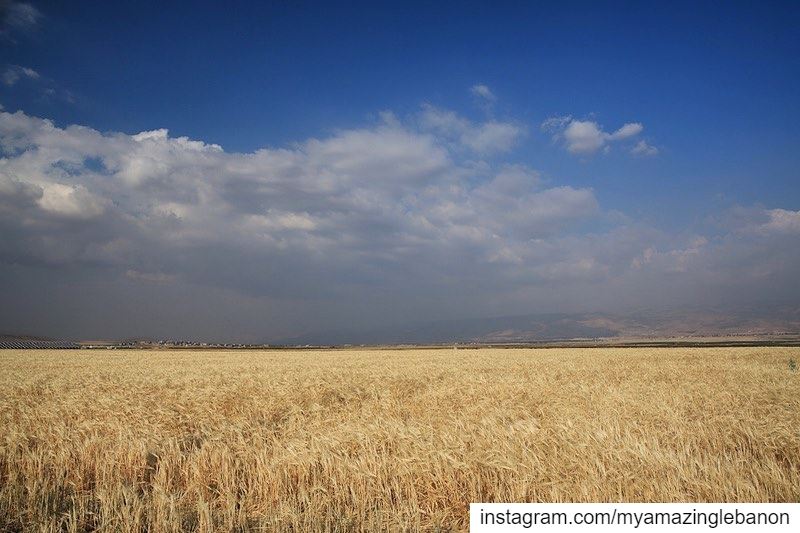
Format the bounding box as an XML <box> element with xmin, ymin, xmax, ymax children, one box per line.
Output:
<box><xmin>1</xmin><ymin>347</ymin><xmax>798</xmax><ymax>531</ymax></box>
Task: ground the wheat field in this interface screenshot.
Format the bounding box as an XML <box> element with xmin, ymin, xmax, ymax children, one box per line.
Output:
<box><xmin>0</xmin><ymin>347</ymin><xmax>798</xmax><ymax>531</ymax></box>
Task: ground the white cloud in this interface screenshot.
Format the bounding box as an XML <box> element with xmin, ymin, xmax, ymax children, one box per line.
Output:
<box><xmin>631</xmin><ymin>236</ymin><xmax>707</xmax><ymax>272</ymax></box>
<box><xmin>0</xmin><ymin>108</ymin><xmax>589</xmax><ymax>288</ymax></box>
<box><xmin>419</xmin><ymin>104</ymin><xmax>525</xmax><ymax>154</ymax></box>
<box><xmin>608</xmin><ymin>122</ymin><xmax>643</xmax><ymax>140</ymax></box>
<box><xmin>1</xmin><ymin>65</ymin><xmax>74</xmax><ymax>103</ymax></box>
<box><xmin>2</xmin><ymin>69</ymin><xmax>17</xmax><ymax>86</ymax></box>
<box><xmin>462</xmin><ymin>121</ymin><xmax>523</xmax><ymax>153</ymax></box>
<box><xmin>1</xmin><ymin>107</ymin><xmax>797</xmax><ymax>337</ymax></box>
<box><xmin>0</xmin><ymin>2</ymin><xmax>39</xmax><ymax>46</ymax></box>
<box><xmin>2</xmin><ymin>64</ymin><xmax>39</xmax><ymax>86</ymax></box>
<box><xmin>562</xmin><ymin>120</ymin><xmax>607</xmax><ymax>154</ymax></box>
<box><xmin>543</xmin><ymin>116</ymin><xmax>650</xmax><ymax>155</ymax></box>
<box><xmin>631</xmin><ymin>139</ymin><xmax>658</xmax><ymax>156</ymax></box>
<box><xmin>37</xmin><ymin>183</ymin><xmax>108</xmax><ymax>219</ymax></box>
<box><xmin>470</xmin><ymin>84</ymin><xmax>496</xmax><ymax>102</ymax></box>
<box><xmin>1</xmin><ymin>1</ymin><xmax>40</xmax><ymax>37</ymax></box>
<box><xmin>725</xmin><ymin>206</ymin><xmax>800</xmax><ymax>237</ymax></box>
<box><xmin>541</xmin><ymin>115</ymin><xmax>571</xmax><ymax>131</ymax></box>
<box><xmin>759</xmin><ymin>209</ymin><xmax>800</xmax><ymax>235</ymax></box>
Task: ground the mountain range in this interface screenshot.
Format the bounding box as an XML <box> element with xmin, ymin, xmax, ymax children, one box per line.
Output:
<box><xmin>276</xmin><ymin>306</ymin><xmax>800</xmax><ymax>345</ymax></box>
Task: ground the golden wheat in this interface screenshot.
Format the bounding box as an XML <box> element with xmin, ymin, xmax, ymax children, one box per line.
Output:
<box><xmin>0</xmin><ymin>347</ymin><xmax>798</xmax><ymax>531</ymax></box>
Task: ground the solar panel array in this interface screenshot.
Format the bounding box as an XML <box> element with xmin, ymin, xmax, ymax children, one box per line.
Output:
<box><xmin>0</xmin><ymin>340</ymin><xmax>80</xmax><ymax>349</ymax></box>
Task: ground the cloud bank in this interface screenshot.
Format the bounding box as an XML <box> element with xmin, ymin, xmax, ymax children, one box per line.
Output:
<box><xmin>0</xmin><ymin>103</ymin><xmax>797</xmax><ymax>341</ymax></box>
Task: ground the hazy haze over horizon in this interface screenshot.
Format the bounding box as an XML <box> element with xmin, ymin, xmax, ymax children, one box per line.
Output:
<box><xmin>1</xmin><ymin>1</ymin><xmax>799</xmax><ymax>342</ymax></box>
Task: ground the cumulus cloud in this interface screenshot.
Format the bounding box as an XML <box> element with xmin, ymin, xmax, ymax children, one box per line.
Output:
<box><xmin>543</xmin><ymin>116</ymin><xmax>651</xmax><ymax>155</ymax></box>
<box><xmin>562</xmin><ymin>120</ymin><xmax>607</xmax><ymax>154</ymax></box>
<box><xmin>419</xmin><ymin>104</ymin><xmax>524</xmax><ymax>154</ymax></box>
<box><xmin>0</xmin><ymin>108</ymin><xmax>592</xmax><ymax>296</ymax></box>
<box><xmin>37</xmin><ymin>183</ymin><xmax>109</xmax><ymax>219</ymax></box>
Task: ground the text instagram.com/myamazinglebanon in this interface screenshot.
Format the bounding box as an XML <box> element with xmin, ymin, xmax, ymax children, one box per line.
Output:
<box><xmin>470</xmin><ymin>503</ymin><xmax>799</xmax><ymax>532</ymax></box>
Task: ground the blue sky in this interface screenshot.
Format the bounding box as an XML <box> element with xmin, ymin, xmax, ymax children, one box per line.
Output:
<box><xmin>1</xmin><ymin>1</ymin><xmax>799</xmax><ymax>341</ymax></box>
<box><xmin>7</xmin><ymin>1</ymin><xmax>799</xmax><ymax>225</ymax></box>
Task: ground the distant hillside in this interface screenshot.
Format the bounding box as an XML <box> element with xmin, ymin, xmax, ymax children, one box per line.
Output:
<box><xmin>277</xmin><ymin>306</ymin><xmax>800</xmax><ymax>346</ymax></box>
<box><xmin>278</xmin><ymin>314</ymin><xmax>616</xmax><ymax>346</ymax></box>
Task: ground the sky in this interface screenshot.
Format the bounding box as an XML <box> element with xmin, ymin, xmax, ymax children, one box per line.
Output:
<box><xmin>1</xmin><ymin>0</ymin><xmax>799</xmax><ymax>342</ymax></box>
